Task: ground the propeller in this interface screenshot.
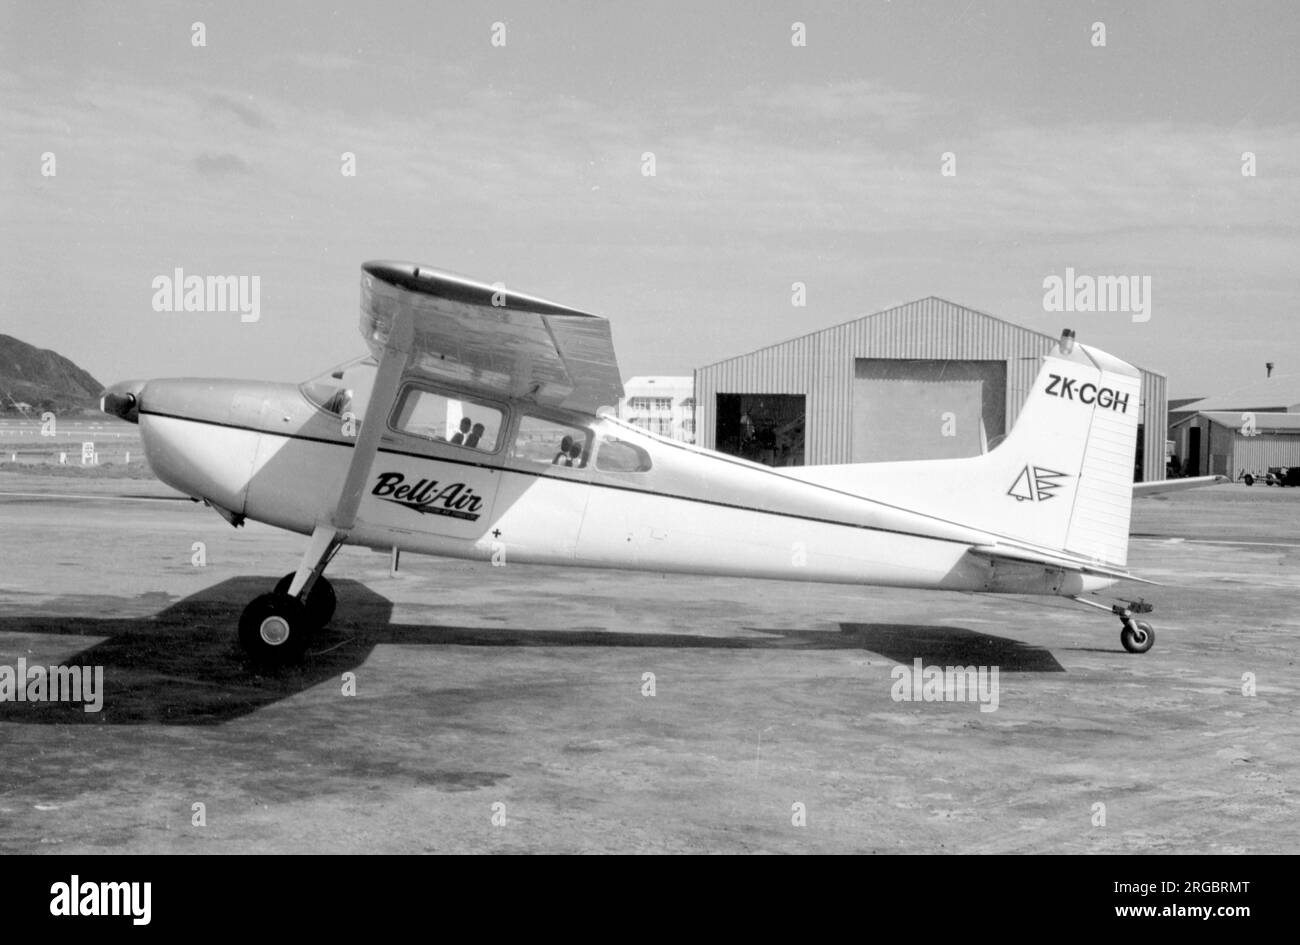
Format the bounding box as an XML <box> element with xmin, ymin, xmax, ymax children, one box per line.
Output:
<box><xmin>100</xmin><ymin>380</ymin><xmax>147</xmax><ymax>424</ymax></box>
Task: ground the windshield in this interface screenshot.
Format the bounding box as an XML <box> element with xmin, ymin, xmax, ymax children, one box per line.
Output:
<box><xmin>300</xmin><ymin>356</ymin><xmax>378</xmax><ymax>420</ymax></box>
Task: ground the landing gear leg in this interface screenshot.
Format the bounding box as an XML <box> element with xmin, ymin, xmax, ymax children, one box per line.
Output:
<box><xmin>273</xmin><ymin>572</ymin><xmax>336</xmax><ymax>628</ymax></box>
<box><xmin>239</xmin><ymin>524</ymin><xmax>343</xmax><ymax>666</ymax></box>
<box><xmin>1069</xmin><ymin>595</ymin><xmax>1156</xmax><ymax>654</ymax></box>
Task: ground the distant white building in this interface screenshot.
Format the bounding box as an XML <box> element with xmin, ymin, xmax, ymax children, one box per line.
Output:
<box><xmin>617</xmin><ymin>376</ymin><xmax>696</xmax><ymax>443</ymax></box>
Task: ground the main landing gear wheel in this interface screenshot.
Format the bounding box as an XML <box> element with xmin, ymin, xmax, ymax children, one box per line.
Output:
<box><xmin>241</xmin><ymin>525</ymin><xmax>345</xmax><ymax>666</ymax></box>
<box><xmin>1121</xmin><ymin>619</ymin><xmax>1155</xmax><ymax>654</ymax></box>
<box><xmin>273</xmin><ymin>572</ymin><xmax>336</xmax><ymax>628</ymax></box>
<box><xmin>239</xmin><ymin>593</ymin><xmax>311</xmax><ymax>666</ymax></box>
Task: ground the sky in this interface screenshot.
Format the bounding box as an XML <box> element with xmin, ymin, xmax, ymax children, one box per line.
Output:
<box><xmin>1</xmin><ymin>0</ymin><xmax>1297</xmax><ymax>398</ymax></box>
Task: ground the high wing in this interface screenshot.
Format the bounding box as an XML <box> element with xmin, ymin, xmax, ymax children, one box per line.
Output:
<box><xmin>1132</xmin><ymin>475</ymin><xmax>1228</xmax><ymax>498</ymax></box>
<box><xmin>359</xmin><ymin>261</ymin><xmax>624</xmax><ymax>413</ymax></box>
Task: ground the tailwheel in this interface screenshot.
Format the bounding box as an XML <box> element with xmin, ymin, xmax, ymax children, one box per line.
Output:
<box><xmin>1068</xmin><ymin>595</ymin><xmax>1156</xmax><ymax>654</ymax></box>
<box><xmin>239</xmin><ymin>593</ymin><xmax>312</xmax><ymax>666</ymax></box>
<box><xmin>274</xmin><ymin>572</ymin><xmax>336</xmax><ymax>628</ymax></box>
<box><xmin>1121</xmin><ymin>618</ymin><xmax>1155</xmax><ymax>654</ymax></box>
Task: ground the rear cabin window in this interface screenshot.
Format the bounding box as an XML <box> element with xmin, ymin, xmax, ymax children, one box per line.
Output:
<box><xmin>513</xmin><ymin>416</ymin><xmax>592</xmax><ymax>469</ymax></box>
<box><xmin>392</xmin><ymin>388</ymin><xmax>502</xmax><ymax>452</ymax></box>
<box><xmin>595</xmin><ymin>435</ymin><xmax>652</xmax><ymax>473</ymax></box>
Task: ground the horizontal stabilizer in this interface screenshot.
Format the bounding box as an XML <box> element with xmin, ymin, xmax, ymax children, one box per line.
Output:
<box><xmin>969</xmin><ymin>544</ymin><xmax>1160</xmax><ymax>585</ymax></box>
<box><xmin>1133</xmin><ymin>475</ymin><xmax>1228</xmax><ymax>498</ymax></box>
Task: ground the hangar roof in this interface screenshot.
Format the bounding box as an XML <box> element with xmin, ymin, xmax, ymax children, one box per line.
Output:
<box><xmin>1201</xmin><ymin>411</ymin><xmax>1300</xmax><ymax>433</ymax></box>
<box><xmin>696</xmin><ymin>295</ymin><xmax>1165</xmax><ymax>379</ymax></box>
<box><xmin>1180</xmin><ymin>376</ymin><xmax>1300</xmax><ymax>413</ymax></box>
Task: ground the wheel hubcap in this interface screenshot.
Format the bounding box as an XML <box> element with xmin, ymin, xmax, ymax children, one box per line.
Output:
<box><xmin>260</xmin><ymin>615</ymin><xmax>291</xmax><ymax>646</ymax></box>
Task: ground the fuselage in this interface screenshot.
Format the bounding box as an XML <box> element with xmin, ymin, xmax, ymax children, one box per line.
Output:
<box><xmin>122</xmin><ymin>371</ymin><xmax>1112</xmax><ymax>597</ymax></box>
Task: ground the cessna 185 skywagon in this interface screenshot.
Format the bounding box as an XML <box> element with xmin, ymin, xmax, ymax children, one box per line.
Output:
<box><xmin>101</xmin><ymin>262</ymin><xmax>1212</xmax><ymax>666</ymax></box>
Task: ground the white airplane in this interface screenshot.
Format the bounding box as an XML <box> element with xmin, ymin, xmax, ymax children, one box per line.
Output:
<box><xmin>100</xmin><ymin>262</ymin><xmax>1218</xmax><ymax>665</ymax></box>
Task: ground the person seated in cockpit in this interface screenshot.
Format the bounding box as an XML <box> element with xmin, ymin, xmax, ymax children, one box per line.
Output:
<box><xmin>568</xmin><ymin>439</ymin><xmax>583</xmax><ymax>467</ymax></box>
<box><xmin>450</xmin><ymin>417</ymin><xmax>472</xmax><ymax>445</ymax></box>
<box><xmin>465</xmin><ymin>422</ymin><xmax>486</xmax><ymax>449</ymax></box>
<box><xmin>323</xmin><ymin>388</ymin><xmax>352</xmax><ymax>416</ymax></box>
<box><xmin>553</xmin><ymin>435</ymin><xmax>575</xmax><ymax>466</ymax></box>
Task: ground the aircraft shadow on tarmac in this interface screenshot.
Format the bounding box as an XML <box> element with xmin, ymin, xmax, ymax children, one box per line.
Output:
<box><xmin>0</xmin><ymin>578</ymin><xmax>1062</xmax><ymax>725</ymax></box>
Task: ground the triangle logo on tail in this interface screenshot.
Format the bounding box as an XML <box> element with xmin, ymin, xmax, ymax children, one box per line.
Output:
<box><xmin>1008</xmin><ymin>465</ymin><xmax>1068</xmax><ymax>502</ymax></box>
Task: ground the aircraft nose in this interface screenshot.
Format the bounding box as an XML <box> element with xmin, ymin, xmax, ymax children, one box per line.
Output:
<box><xmin>100</xmin><ymin>380</ymin><xmax>147</xmax><ymax>424</ymax></box>
<box><xmin>131</xmin><ymin>378</ymin><xmax>289</xmax><ymax>517</ymax></box>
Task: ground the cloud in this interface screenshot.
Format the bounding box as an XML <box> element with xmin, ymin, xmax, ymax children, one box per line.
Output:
<box><xmin>192</xmin><ymin>152</ymin><xmax>252</xmax><ymax>177</ymax></box>
<box><xmin>734</xmin><ymin>80</ymin><xmax>944</xmax><ymax>128</ymax></box>
<box><xmin>206</xmin><ymin>92</ymin><xmax>272</xmax><ymax>130</ymax></box>
<box><xmin>284</xmin><ymin>52</ymin><xmax>358</xmax><ymax>72</ymax></box>
<box><xmin>4</xmin><ymin>64</ymin><xmax>1297</xmax><ymax>386</ymax></box>
<box><xmin>5</xmin><ymin>67</ymin><xmax>1296</xmax><ymax>250</ymax></box>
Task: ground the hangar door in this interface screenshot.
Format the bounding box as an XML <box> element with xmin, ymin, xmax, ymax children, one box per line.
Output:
<box><xmin>852</xmin><ymin>359</ymin><xmax>1006</xmax><ymax>463</ymax></box>
<box><xmin>715</xmin><ymin>394</ymin><xmax>805</xmax><ymax>466</ymax></box>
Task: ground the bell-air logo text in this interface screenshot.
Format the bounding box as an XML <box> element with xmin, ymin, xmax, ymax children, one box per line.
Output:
<box><xmin>1008</xmin><ymin>465</ymin><xmax>1068</xmax><ymax>503</ymax></box>
<box><xmin>1044</xmin><ymin>373</ymin><xmax>1130</xmax><ymax>413</ymax></box>
<box><xmin>371</xmin><ymin>472</ymin><xmax>484</xmax><ymax>520</ymax></box>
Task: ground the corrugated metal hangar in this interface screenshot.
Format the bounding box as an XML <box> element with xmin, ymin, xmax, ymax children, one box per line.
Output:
<box><xmin>1173</xmin><ymin>412</ymin><xmax>1300</xmax><ymax>477</ymax></box>
<box><xmin>694</xmin><ymin>296</ymin><xmax>1168</xmax><ymax>481</ymax></box>
<box><xmin>1168</xmin><ymin>378</ymin><xmax>1300</xmax><ymax>478</ymax></box>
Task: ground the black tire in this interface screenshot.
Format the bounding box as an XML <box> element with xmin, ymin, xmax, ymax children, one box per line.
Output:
<box><xmin>273</xmin><ymin>573</ymin><xmax>337</xmax><ymax>628</ymax></box>
<box><xmin>239</xmin><ymin>593</ymin><xmax>311</xmax><ymax>665</ymax></box>
<box><xmin>1121</xmin><ymin>619</ymin><xmax>1154</xmax><ymax>654</ymax></box>
<box><xmin>1244</xmin><ymin>474</ymin><xmax>1254</xmax><ymax>486</ymax></box>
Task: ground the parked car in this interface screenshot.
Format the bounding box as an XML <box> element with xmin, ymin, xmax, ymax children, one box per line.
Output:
<box><xmin>1242</xmin><ymin>467</ymin><xmax>1291</xmax><ymax>485</ymax></box>
<box><xmin>1259</xmin><ymin>466</ymin><xmax>1297</xmax><ymax>486</ymax></box>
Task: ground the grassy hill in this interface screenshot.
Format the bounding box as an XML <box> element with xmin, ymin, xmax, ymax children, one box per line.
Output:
<box><xmin>0</xmin><ymin>333</ymin><xmax>103</xmax><ymax>415</ymax></box>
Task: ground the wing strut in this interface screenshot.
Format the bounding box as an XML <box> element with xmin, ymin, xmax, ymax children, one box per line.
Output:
<box><xmin>285</xmin><ymin>307</ymin><xmax>415</xmax><ymax>598</ymax></box>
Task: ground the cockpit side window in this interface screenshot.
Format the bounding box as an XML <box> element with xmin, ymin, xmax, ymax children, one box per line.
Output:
<box><xmin>595</xmin><ymin>435</ymin><xmax>652</xmax><ymax>473</ymax></box>
<box><xmin>512</xmin><ymin>415</ymin><xmax>592</xmax><ymax>469</ymax></box>
<box><xmin>391</xmin><ymin>387</ymin><xmax>503</xmax><ymax>452</ymax></box>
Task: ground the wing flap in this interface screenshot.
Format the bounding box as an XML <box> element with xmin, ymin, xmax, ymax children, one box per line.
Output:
<box><xmin>542</xmin><ymin>313</ymin><xmax>625</xmax><ymax>414</ymax></box>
